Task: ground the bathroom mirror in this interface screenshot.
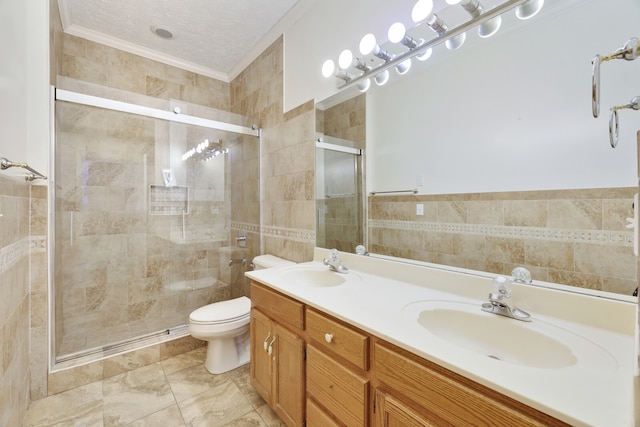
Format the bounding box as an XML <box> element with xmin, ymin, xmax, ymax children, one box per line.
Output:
<box><xmin>315</xmin><ymin>0</ymin><xmax>640</xmax><ymax>299</ymax></box>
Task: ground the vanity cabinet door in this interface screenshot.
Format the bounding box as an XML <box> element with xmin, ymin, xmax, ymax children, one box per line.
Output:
<box><xmin>250</xmin><ymin>308</ymin><xmax>272</xmax><ymax>402</ymax></box>
<box><xmin>249</xmin><ymin>307</ymin><xmax>305</xmax><ymax>427</ymax></box>
<box><xmin>272</xmin><ymin>323</ymin><xmax>305</xmax><ymax>427</ymax></box>
<box><xmin>374</xmin><ymin>389</ymin><xmax>442</xmax><ymax>427</ymax></box>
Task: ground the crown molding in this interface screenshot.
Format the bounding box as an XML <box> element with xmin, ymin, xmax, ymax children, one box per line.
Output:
<box><xmin>64</xmin><ymin>24</ymin><xmax>230</xmax><ymax>82</ymax></box>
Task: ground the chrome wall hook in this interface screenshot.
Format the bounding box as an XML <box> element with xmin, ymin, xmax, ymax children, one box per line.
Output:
<box><xmin>608</xmin><ymin>96</ymin><xmax>640</xmax><ymax>148</ymax></box>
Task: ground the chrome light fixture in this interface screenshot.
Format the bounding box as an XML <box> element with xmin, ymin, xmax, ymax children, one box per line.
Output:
<box><xmin>321</xmin><ymin>0</ymin><xmax>545</xmax><ymax>92</ymax></box>
<box><xmin>388</xmin><ymin>23</ymin><xmax>420</xmax><ymax>49</ymax></box>
<box><xmin>338</xmin><ymin>49</ymin><xmax>370</xmax><ymax>72</ymax></box>
<box><xmin>461</xmin><ymin>0</ymin><xmax>502</xmax><ymax>38</ymax></box>
<box><xmin>321</xmin><ymin>59</ymin><xmax>352</xmax><ymax>82</ymax></box>
<box><xmin>359</xmin><ymin>34</ymin><xmax>394</xmax><ymax>62</ymax></box>
<box><xmin>423</xmin><ymin>14</ymin><xmax>466</xmax><ymax>51</ymax></box>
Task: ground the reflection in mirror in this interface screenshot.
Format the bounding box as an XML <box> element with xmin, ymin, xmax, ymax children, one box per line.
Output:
<box><xmin>315</xmin><ymin>95</ymin><xmax>366</xmax><ymax>252</ymax></box>
<box><xmin>316</xmin><ymin>0</ymin><xmax>640</xmax><ymax>299</ymax></box>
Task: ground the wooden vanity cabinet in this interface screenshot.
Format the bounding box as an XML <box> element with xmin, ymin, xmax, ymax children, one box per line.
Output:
<box><xmin>373</xmin><ymin>341</ymin><xmax>570</xmax><ymax>427</ymax></box>
<box><xmin>249</xmin><ymin>281</ymin><xmax>569</xmax><ymax>427</ymax></box>
<box><xmin>250</xmin><ymin>284</ymin><xmax>305</xmax><ymax>427</ymax></box>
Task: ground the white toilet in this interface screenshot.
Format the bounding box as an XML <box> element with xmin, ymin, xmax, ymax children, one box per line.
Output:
<box><xmin>188</xmin><ymin>254</ymin><xmax>295</xmax><ymax>374</ymax></box>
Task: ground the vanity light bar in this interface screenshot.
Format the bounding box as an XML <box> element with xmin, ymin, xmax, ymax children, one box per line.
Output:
<box><xmin>333</xmin><ymin>0</ymin><xmax>534</xmax><ymax>91</ymax></box>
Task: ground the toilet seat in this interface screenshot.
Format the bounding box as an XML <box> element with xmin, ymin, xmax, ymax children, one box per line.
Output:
<box><xmin>189</xmin><ymin>296</ymin><xmax>251</xmax><ymax>325</ymax></box>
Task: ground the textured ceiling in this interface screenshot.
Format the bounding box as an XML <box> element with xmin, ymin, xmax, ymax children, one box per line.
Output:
<box><xmin>57</xmin><ymin>0</ymin><xmax>309</xmax><ymax>81</ymax></box>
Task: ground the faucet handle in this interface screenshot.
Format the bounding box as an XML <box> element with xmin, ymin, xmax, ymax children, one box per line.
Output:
<box><xmin>511</xmin><ymin>267</ymin><xmax>532</xmax><ymax>284</ymax></box>
<box><xmin>330</xmin><ymin>248</ymin><xmax>339</xmax><ymax>261</ymax></box>
<box><xmin>491</xmin><ymin>276</ymin><xmax>511</xmax><ymax>298</ymax></box>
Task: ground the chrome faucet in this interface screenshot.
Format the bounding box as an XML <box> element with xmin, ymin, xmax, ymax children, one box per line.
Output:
<box><xmin>481</xmin><ymin>276</ymin><xmax>531</xmax><ymax>321</ymax></box>
<box><xmin>323</xmin><ymin>249</ymin><xmax>349</xmax><ymax>274</ymax></box>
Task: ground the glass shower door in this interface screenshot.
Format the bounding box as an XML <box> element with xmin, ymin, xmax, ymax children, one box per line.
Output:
<box><xmin>315</xmin><ymin>143</ymin><xmax>364</xmax><ymax>252</ymax></box>
<box><xmin>53</xmin><ymin>94</ymin><xmax>253</xmax><ymax>364</ymax></box>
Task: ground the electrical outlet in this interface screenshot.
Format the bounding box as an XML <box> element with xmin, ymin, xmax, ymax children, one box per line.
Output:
<box><xmin>416</xmin><ymin>203</ymin><xmax>424</xmax><ymax>216</ymax></box>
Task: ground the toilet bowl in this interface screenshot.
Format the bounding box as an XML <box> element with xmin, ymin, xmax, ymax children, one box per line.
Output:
<box><xmin>189</xmin><ymin>296</ymin><xmax>251</xmax><ymax>374</ymax></box>
<box><xmin>188</xmin><ymin>254</ymin><xmax>295</xmax><ymax>374</ymax></box>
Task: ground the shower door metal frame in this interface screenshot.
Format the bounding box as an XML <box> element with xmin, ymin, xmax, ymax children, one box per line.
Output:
<box><xmin>49</xmin><ymin>86</ymin><xmax>261</xmax><ymax>371</ymax></box>
<box><xmin>315</xmin><ymin>139</ymin><xmax>367</xmax><ymax>251</ymax></box>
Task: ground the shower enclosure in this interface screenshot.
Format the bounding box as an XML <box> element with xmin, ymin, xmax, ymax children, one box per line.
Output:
<box><xmin>315</xmin><ymin>138</ymin><xmax>365</xmax><ymax>252</ymax></box>
<box><xmin>52</xmin><ymin>87</ymin><xmax>260</xmax><ymax>366</ymax></box>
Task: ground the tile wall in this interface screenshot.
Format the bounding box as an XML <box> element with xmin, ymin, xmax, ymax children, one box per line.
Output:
<box><xmin>230</xmin><ymin>37</ymin><xmax>316</xmax><ymax>265</ymax></box>
<box><xmin>369</xmin><ymin>187</ymin><xmax>637</xmax><ymax>295</ymax></box>
<box><xmin>0</xmin><ymin>176</ymin><xmax>32</xmax><ymax>426</ymax></box>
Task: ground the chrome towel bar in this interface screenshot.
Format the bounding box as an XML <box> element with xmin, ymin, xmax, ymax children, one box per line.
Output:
<box><xmin>370</xmin><ymin>188</ymin><xmax>418</xmax><ymax>196</ymax></box>
<box><xmin>0</xmin><ymin>157</ymin><xmax>47</xmax><ymax>181</ymax></box>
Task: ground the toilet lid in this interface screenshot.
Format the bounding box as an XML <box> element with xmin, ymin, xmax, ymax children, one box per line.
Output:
<box><xmin>189</xmin><ymin>296</ymin><xmax>251</xmax><ymax>324</ymax></box>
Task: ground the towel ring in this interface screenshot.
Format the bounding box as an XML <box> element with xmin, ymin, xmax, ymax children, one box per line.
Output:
<box><xmin>608</xmin><ymin>96</ymin><xmax>640</xmax><ymax>148</ymax></box>
<box><xmin>591</xmin><ymin>55</ymin><xmax>601</xmax><ymax>118</ymax></box>
<box><xmin>609</xmin><ymin>107</ymin><xmax>619</xmax><ymax>148</ymax></box>
<box><xmin>591</xmin><ymin>37</ymin><xmax>640</xmax><ymax>119</ymax></box>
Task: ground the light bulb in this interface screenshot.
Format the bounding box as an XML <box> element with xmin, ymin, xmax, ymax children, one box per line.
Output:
<box><xmin>374</xmin><ymin>70</ymin><xmax>390</xmax><ymax>86</ymax></box>
<box><xmin>516</xmin><ymin>0</ymin><xmax>544</xmax><ymax>20</ymax></box>
<box><xmin>445</xmin><ymin>33</ymin><xmax>466</xmax><ymax>50</ymax></box>
<box><xmin>357</xmin><ymin>78</ymin><xmax>371</xmax><ymax>93</ymax></box>
<box><xmin>388</xmin><ymin>23</ymin><xmax>406</xmax><ymax>44</ymax></box>
<box><xmin>396</xmin><ymin>59</ymin><xmax>412</xmax><ymax>75</ymax></box>
<box><xmin>321</xmin><ymin>59</ymin><xmax>335</xmax><ymax>78</ymax></box>
<box><xmin>338</xmin><ymin>49</ymin><xmax>353</xmax><ymax>69</ymax></box>
<box><xmin>359</xmin><ymin>33</ymin><xmax>377</xmax><ymax>56</ymax></box>
<box><xmin>446</xmin><ymin>0</ymin><xmax>461</xmax><ymax>4</ymax></box>
<box><xmin>416</xmin><ymin>47</ymin><xmax>432</xmax><ymax>61</ymax></box>
<box><xmin>412</xmin><ymin>0</ymin><xmax>434</xmax><ymax>23</ymax></box>
<box><xmin>478</xmin><ymin>15</ymin><xmax>501</xmax><ymax>38</ymax></box>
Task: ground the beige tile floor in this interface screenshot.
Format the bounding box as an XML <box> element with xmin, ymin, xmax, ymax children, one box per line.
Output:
<box><xmin>24</xmin><ymin>347</ymin><xmax>285</xmax><ymax>427</ymax></box>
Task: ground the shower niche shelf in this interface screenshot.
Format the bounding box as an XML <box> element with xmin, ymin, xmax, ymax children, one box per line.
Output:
<box><xmin>149</xmin><ymin>185</ymin><xmax>189</xmax><ymax>215</ymax></box>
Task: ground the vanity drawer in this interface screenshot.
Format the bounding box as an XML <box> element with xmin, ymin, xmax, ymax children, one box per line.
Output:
<box><xmin>373</xmin><ymin>342</ymin><xmax>568</xmax><ymax>427</ymax></box>
<box><xmin>307</xmin><ymin>344</ymin><xmax>369</xmax><ymax>427</ymax></box>
<box><xmin>250</xmin><ymin>282</ymin><xmax>304</xmax><ymax>332</ymax></box>
<box><xmin>306</xmin><ymin>307</ymin><xmax>369</xmax><ymax>370</ymax></box>
<box><xmin>306</xmin><ymin>397</ymin><xmax>341</xmax><ymax>427</ymax></box>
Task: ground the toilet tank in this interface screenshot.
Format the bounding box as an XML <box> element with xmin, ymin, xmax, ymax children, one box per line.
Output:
<box><xmin>252</xmin><ymin>254</ymin><xmax>296</xmax><ymax>270</ymax></box>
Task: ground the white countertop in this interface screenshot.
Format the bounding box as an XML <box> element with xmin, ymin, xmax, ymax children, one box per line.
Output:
<box><xmin>246</xmin><ymin>248</ymin><xmax>638</xmax><ymax>427</ymax></box>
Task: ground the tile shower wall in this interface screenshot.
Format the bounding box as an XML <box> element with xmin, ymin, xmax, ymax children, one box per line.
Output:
<box><xmin>369</xmin><ymin>188</ymin><xmax>637</xmax><ymax>295</ymax></box>
<box><xmin>0</xmin><ymin>176</ymin><xmax>32</xmax><ymax>426</ymax></box>
<box><xmin>230</xmin><ymin>37</ymin><xmax>316</xmax><ymax>264</ymax></box>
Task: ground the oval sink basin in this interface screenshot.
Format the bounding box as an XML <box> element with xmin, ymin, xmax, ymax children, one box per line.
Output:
<box><xmin>403</xmin><ymin>300</ymin><xmax>617</xmax><ymax>371</ymax></box>
<box><xmin>279</xmin><ymin>265</ymin><xmax>358</xmax><ymax>287</ymax></box>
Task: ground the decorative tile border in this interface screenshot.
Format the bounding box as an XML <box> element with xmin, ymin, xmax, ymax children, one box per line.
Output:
<box><xmin>231</xmin><ymin>222</ymin><xmax>260</xmax><ymax>234</ymax></box>
<box><xmin>0</xmin><ymin>236</ymin><xmax>47</xmax><ymax>274</ymax></box>
<box><xmin>368</xmin><ymin>220</ymin><xmax>633</xmax><ymax>246</ymax></box>
<box><xmin>262</xmin><ymin>225</ymin><xmax>316</xmax><ymax>243</ymax></box>
<box><xmin>231</xmin><ymin>222</ymin><xmax>316</xmax><ymax>243</ymax></box>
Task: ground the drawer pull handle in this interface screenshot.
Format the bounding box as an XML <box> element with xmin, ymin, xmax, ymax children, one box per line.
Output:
<box><xmin>325</xmin><ymin>333</ymin><xmax>334</xmax><ymax>343</ymax></box>
<box><xmin>263</xmin><ymin>332</ymin><xmax>271</xmax><ymax>352</ymax></box>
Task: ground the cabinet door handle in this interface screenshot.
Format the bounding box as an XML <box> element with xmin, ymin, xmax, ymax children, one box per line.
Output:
<box><xmin>263</xmin><ymin>332</ymin><xmax>271</xmax><ymax>352</ymax></box>
<box><xmin>267</xmin><ymin>337</ymin><xmax>276</xmax><ymax>356</ymax></box>
<box><xmin>325</xmin><ymin>333</ymin><xmax>333</xmax><ymax>343</ymax></box>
